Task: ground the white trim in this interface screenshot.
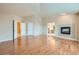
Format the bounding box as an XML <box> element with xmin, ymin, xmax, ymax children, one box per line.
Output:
<box><xmin>55</xmin><ymin>35</ymin><xmax>78</xmax><ymax>41</ymax></box>
<box><xmin>0</xmin><ymin>39</ymin><xmax>12</xmax><ymax>42</ymax></box>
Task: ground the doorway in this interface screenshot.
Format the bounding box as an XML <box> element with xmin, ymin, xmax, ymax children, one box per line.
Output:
<box><xmin>47</xmin><ymin>22</ymin><xmax>55</xmax><ymax>35</ymax></box>
<box><xmin>13</xmin><ymin>20</ymin><xmax>26</xmax><ymax>48</ymax></box>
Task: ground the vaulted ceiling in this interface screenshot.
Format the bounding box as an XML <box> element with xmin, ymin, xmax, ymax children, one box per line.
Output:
<box><xmin>0</xmin><ymin>3</ymin><xmax>79</xmax><ymax>17</ymax></box>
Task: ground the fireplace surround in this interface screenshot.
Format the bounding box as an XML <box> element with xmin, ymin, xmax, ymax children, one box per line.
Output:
<box><xmin>61</xmin><ymin>27</ymin><xmax>71</xmax><ymax>35</ymax></box>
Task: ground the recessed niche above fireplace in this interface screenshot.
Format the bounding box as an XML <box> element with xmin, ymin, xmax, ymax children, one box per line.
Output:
<box><xmin>61</xmin><ymin>27</ymin><xmax>71</xmax><ymax>35</ymax></box>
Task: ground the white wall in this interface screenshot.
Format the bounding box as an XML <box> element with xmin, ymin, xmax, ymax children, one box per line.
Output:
<box><xmin>42</xmin><ymin>16</ymin><xmax>56</xmax><ymax>35</ymax></box>
<box><xmin>0</xmin><ymin>13</ymin><xmax>77</xmax><ymax>42</ymax></box>
<box><xmin>28</xmin><ymin>22</ymin><xmax>33</xmax><ymax>35</ymax></box>
<box><xmin>24</xmin><ymin>15</ymin><xmax>42</xmax><ymax>36</ymax></box>
<box><xmin>21</xmin><ymin>23</ymin><xmax>26</xmax><ymax>36</ymax></box>
<box><xmin>0</xmin><ymin>14</ymin><xmax>23</xmax><ymax>42</ymax></box>
<box><xmin>33</xmin><ymin>16</ymin><xmax>42</xmax><ymax>35</ymax></box>
<box><xmin>54</xmin><ymin>15</ymin><xmax>76</xmax><ymax>39</ymax></box>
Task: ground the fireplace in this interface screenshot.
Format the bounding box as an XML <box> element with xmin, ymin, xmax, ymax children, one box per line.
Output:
<box><xmin>61</xmin><ymin>27</ymin><xmax>71</xmax><ymax>35</ymax></box>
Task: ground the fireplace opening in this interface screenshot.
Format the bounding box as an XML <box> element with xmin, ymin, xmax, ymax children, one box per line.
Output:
<box><xmin>61</xmin><ymin>27</ymin><xmax>71</xmax><ymax>35</ymax></box>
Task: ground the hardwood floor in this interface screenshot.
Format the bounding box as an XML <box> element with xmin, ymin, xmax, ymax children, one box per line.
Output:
<box><xmin>0</xmin><ymin>35</ymin><xmax>79</xmax><ymax>55</ymax></box>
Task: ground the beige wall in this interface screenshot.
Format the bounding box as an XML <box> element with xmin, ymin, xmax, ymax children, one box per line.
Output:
<box><xmin>55</xmin><ymin>15</ymin><xmax>76</xmax><ymax>39</ymax></box>
<box><xmin>75</xmin><ymin>15</ymin><xmax>79</xmax><ymax>40</ymax></box>
<box><xmin>42</xmin><ymin>14</ymin><xmax>77</xmax><ymax>40</ymax></box>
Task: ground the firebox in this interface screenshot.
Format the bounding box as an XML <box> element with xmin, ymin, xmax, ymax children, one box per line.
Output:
<box><xmin>61</xmin><ymin>27</ymin><xmax>71</xmax><ymax>35</ymax></box>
